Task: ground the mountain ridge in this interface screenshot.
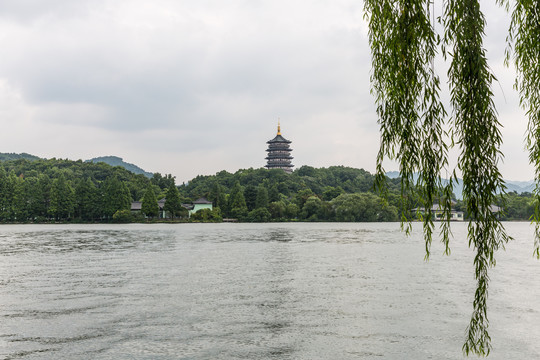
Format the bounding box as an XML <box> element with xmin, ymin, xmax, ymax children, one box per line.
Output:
<box><xmin>0</xmin><ymin>152</ymin><xmax>154</xmax><ymax>178</ymax></box>
<box><xmin>0</xmin><ymin>152</ymin><xmax>41</xmax><ymax>161</ymax></box>
<box><xmin>386</xmin><ymin>171</ymin><xmax>534</xmax><ymax>199</ymax></box>
<box><xmin>85</xmin><ymin>156</ymin><xmax>153</xmax><ymax>178</ymax></box>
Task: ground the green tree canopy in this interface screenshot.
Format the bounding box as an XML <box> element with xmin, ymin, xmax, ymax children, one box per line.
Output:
<box><xmin>244</xmin><ymin>185</ymin><xmax>258</xmax><ymax>211</ymax></box>
<box><xmin>228</xmin><ymin>181</ymin><xmax>248</xmax><ymax>219</ymax></box>
<box><xmin>255</xmin><ymin>184</ymin><xmax>269</xmax><ymax>209</ymax></box>
<box><xmin>301</xmin><ymin>196</ymin><xmax>323</xmax><ymax>221</ymax></box>
<box><xmin>48</xmin><ymin>173</ymin><xmax>75</xmax><ymax>220</ymax></box>
<box><xmin>103</xmin><ymin>176</ymin><xmax>132</xmax><ymax>219</ymax></box>
<box><xmin>247</xmin><ymin>207</ymin><xmax>271</xmax><ymax>222</ymax></box>
<box><xmin>331</xmin><ymin>193</ymin><xmax>398</xmax><ymax>222</ymax></box>
<box><xmin>164</xmin><ymin>184</ymin><xmax>182</xmax><ymax>219</ymax></box>
<box><xmin>75</xmin><ymin>178</ymin><xmax>99</xmax><ymax>221</ymax></box>
<box><xmin>141</xmin><ymin>186</ymin><xmax>159</xmax><ymax>218</ymax></box>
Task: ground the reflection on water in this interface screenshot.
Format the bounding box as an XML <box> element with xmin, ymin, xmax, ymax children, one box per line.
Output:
<box><xmin>0</xmin><ymin>222</ymin><xmax>539</xmax><ymax>359</ymax></box>
<box><xmin>0</xmin><ymin>229</ymin><xmax>177</xmax><ymax>255</ymax></box>
<box><xmin>266</xmin><ymin>229</ymin><xmax>292</xmax><ymax>242</ymax></box>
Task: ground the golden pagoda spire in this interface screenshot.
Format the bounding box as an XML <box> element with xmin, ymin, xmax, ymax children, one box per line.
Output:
<box><xmin>277</xmin><ymin>118</ymin><xmax>281</xmax><ymax>135</ymax></box>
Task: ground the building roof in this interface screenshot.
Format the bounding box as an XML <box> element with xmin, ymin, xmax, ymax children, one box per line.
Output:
<box><xmin>413</xmin><ymin>204</ymin><xmax>502</xmax><ymax>213</ymax></box>
<box><xmin>267</xmin><ymin>134</ymin><xmax>291</xmax><ymax>143</ymax></box>
<box><xmin>412</xmin><ymin>205</ymin><xmax>463</xmax><ymax>213</ymax></box>
<box><xmin>131</xmin><ymin>199</ymin><xmax>166</xmax><ymax>211</ymax></box>
<box><xmin>193</xmin><ymin>197</ymin><xmax>213</xmax><ymax>204</ymax></box>
<box><xmin>131</xmin><ymin>201</ymin><xmax>142</xmax><ymax>211</ymax></box>
<box><xmin>267</xmin><ymin>121</ymin><xmax>292</xmax><ymax>143</ymax></box>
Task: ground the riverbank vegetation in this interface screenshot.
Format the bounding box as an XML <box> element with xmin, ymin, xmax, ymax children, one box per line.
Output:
<box><xmin>0</xmin><ymin>157</ymin><xmax>534</xmax><ymax>223</ymax></box>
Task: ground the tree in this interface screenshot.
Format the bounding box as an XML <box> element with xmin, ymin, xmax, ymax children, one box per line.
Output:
<box><xmin>501</xmin><ymin>192</ymin><xmax>534</xmax><ymax>220</ymax></box>
<box><xmin>363</xmin><ymin>0</ymin><xmax>534</xmax><ymax>355</ymax></box>
<box><xmin>268</xmin><ymin>200</ymin><xmax>286</xmax><ymax>219</ymax></box>
<box><xmin>208</xmin><ymin>181</ymin><xmax>226</xmax><ymax>209</ymax></box>
<box><xmin>164</xmin><ymin>184</ymin><xmax>182</xmax><ymax>219</ymax></box>
<box><xmin>102</xmin><ymin>176</ymin><xmax>131</xmax><ymax>219</ymax></box>
<box><xmin>2</xmin><ymin>171</ymin><xmax>17</xmax><ymax>221</ymax></box>
<box><xmin>11</xmin><ymin>173</ymin><xmax>26</xmax><ymax>221</ymax></box>
<box><xmin>331</xmin><ymin>193</ymin><xmax>398</xmax><ymax>222</ymax></box>
<box><xmin>268</xmin><ymin>184</ymin><xmax>280</xmax><ymax>203</ymax></box>
<box><xmin>48</xmin><ymin>173</ymin><xmax>75</xmax><ymax>220</ymax></box>
<box><xmin>141</xmin><ymin>186</ymin><xmax>159</xmax><ymax>218</ymax></box>
<box><xmin>151</xmin><ymin>173</ymin><xmax>175</xmax><ymax>189</ymax></box>
<box><xmin>255</xmin><ymin>184</ymin><xmax>269</xmax><ymax>209</ymax></box>
<box><xmin>0</xmin><ymin>167</ymin><xmax>7</xmax><ymax>220</ymax></box>
<box><xmin>301</xmin><ymin>196</ymin><xmax>323</xmax><ymax>221</ymax></box>
<box><xmin>294</xmin><ymin>188</ymin><xmax>315</xmax><ymax>209</ymax></box>
<box><xmin>228</xmin><ymin>181</ymin><xmax>248</xmax><ymax>219</ymax></box>
<box><xmin>322</xmin><ymin>186</ymin><xmax>344</xmax><ymax>201</ymax></box>
<box><xmin>35</xmin><ymin>174</ymin><xmax>51</xmax><ymax>219</ymax></box>
<box><xmin>112</xmin><ymin>209</ymin><xmax>133</xmax><ymax>223</ymax></box>
<box><xmin>507</xmin><ymin>0</ymin><xmax>540</xmax><ymax>253</ymax></box>
<box><xmin>284</xmin><ymin>203</ymin><xmax>299</xmax><ymax>219</ymax></box>
<box><xmin>75</xmin><ymin>178</ymin><xmax>99</xmax><ymax>221</ymax></box>
<box><xmin>247</xmin><ymin>207</ymin><xmax>271</xmax><ymax>222</ymax></box>
<box><xmin>244</xmin><ymin>185</ymin><xmax>258</xmax><ymax>211</ymax></box>
<box><xmin>190</xmin><ymin>208</ymin><xmax>222</xmax><ymax>222</ymax></box>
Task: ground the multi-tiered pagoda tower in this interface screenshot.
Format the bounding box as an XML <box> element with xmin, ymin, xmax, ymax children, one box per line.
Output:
<box><xmin>265</xmin><ymin>122</ymin><xmax>294</xmax><ymax>173</ymax></box>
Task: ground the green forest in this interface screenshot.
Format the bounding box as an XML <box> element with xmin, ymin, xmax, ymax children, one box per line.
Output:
<box><xmin>0</xmin><ymin>156</ymin><xmax>534</xmax><ymax>223</ymax></box>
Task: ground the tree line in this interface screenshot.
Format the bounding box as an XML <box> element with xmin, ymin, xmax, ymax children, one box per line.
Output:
<box><xmin>0</xmin><ymin>158</ymin><xmax>177</xmax><ymax>222</ymax></box>
<box><xmin>0</xmin><ymin>158</ymin><xmax>535</xmax><ymax>223</ymax></box>
<box><xmin>180</xmin><ymin>166</ymin><xmax>401</xmax><ymax>222</ymax></box>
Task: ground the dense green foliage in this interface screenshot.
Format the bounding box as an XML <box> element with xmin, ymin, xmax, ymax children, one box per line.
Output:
<box><xmin>0</xmin><ymin>157</ymin><xmax>534</xmax><ymax>226</ymax></box>
<box><xmin>444</xmin><ymin>1</ymin><xmax>510</xmax><ymax>353</ymax></box>
<box><xmin>141</xmin><ymin>186</ymin><xmax>159</xmax><ymax>218</ymax></box>
<box><xmin>179</xmin><ymin>166</ymin><xmax>533</xmax><ymax>223</ymax></box>
<box><xmin>364</xmin><ymin>0</ymin><xmax>450</xmax><ymax>253</ymax></box>
<box><xmin>190</xmin><ymin>208</ymin><xmax>222</xmax><ymax>222</ymax></box>
<box><xmin>0</xmin><ymin>158</ymin><xmax>175</xmax><ymax>222</ymax></box>
<box><xmin>164</xmin><ymin>184</ymin><xmax>186</xmax><ymax>219</ymax></box>
<box><xmin>502</xmin><ymin>0</ymin><xmax>540</xmax><ymax>257</ymax></box>
<box><xmin>180</xmin><ymin>166</ymin><xmax>408</xmax><ymax>222</ymax></box>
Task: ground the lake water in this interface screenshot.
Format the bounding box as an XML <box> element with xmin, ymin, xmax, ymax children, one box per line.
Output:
<box><xmin>0</xmin><ymin>222</ymin><xmax>539</xmax><ymax>359</ymax></box>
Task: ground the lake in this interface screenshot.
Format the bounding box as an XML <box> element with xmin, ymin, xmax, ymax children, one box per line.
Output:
<box><xmin>0</xmin><ymin>222</ymin><xmax>539</xmax><ymax>359</ymax></box>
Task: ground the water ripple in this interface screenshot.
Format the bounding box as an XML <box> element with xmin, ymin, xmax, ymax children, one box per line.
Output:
<box><xmin>0</xmin><ymin>222</ymin><xmax>538</xmax><ymax>359</ymax></box>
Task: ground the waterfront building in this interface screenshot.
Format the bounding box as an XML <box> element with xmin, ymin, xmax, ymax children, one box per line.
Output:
<box><xmin>412</xmin><ymin>204</ymin><xmax>464</xmax><ymax>221</ymax></box>
<box><xmin>131</xmin><ymin>197</ymin><xmax>213</xmax><ymax>218</ymax></box>
<box><xmin>188</xmin><ymin>197</ymin><xmax>213</xmax><ymax>216</ymax></box>
<box><xmin>265</xmin><ymin>122</ymin><xmax>294</xmax><ymax>173</ymax></box>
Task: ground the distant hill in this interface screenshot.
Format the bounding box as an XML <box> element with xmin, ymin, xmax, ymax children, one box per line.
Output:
<box><xmin>386</xmin><ymin>171</ymin><xmax>534</xmax><ymax>199</ymax></box>
<box><xmin>505</xmin><ymin>180</ymin><xmax>535</xmax><ymax>194</ymax></box>
<box><xmin>86</xmin><ymin>156</ymin><xmax>153</xmax><ymax>178</ymax></box>
<box><xmin>0</xmin><ymin>152</ymin><xmax>41</xmax><ymax>161</ymax></box>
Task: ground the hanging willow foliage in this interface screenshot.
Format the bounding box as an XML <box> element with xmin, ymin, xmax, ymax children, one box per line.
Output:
<box><xmin>365</xmin><ymin>0</ymin><xmax>511</xmax><ymax>356</ymax></box>
<box><xmin>504</xmin><ymin>0</ymin><xmax>540</xmax><ymax>258</ymax></box>
<box><xmin>364</xmin><ymin>0</ymin><xmax>450</xmax><ymax>257</ymax></box>
<box><xmin>443</xmin><ymin>0</ymin><xmax>510</xmax><ymax>355</ymax></box>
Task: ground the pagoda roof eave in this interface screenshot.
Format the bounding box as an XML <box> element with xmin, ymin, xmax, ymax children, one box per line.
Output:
<box><xmin>266</xmin><ymin>156</ymin><xmax>294</xmax><ymax>160</ymax></box>
<box><xmin>267</xmin><ymin>134</ymin><xmax>291</xmax><ymax>143</ymax></box>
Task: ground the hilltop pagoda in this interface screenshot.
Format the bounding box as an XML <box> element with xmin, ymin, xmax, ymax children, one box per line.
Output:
<box><xmin>265</xmin><ymin>122</ymin><xmax>294</xmax><ymax>173</ymax></box>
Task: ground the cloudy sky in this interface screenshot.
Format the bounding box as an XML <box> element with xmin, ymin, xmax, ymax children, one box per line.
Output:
<box><xmin>0</xmin><ymin>0</ymin><xmax>532</xmax><ymax>183</ymax></box>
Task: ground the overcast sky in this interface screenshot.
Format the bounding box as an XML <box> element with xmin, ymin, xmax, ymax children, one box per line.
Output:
<box><xmin>0</xmin><ymin>0</ymin><xmax>532</xmax><ymax>183</ymax></box>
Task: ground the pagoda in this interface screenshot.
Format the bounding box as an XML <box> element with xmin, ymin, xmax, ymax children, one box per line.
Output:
<box><xmin>265</xmin><ymin>122</ymin><xmax>294</xmax><ymax>173</ymax></box>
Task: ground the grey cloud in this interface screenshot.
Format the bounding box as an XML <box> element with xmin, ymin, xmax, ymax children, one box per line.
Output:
<box><xmin>0</xmin><ymin>0</ymin><xmax>532</xmax><ymax>181</ymax></box>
